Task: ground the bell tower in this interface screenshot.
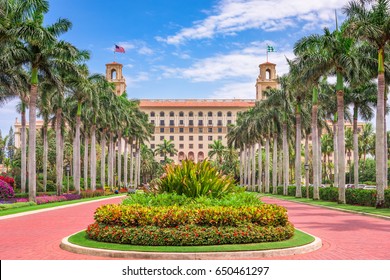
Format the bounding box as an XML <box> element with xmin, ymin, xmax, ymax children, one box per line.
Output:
<box><xmin>106</xmin><ymin>62</ymin><xmax>126</xmax><ymax>96</ymax></box>
<box><xmin>255</xmin><ymin>62</ymin><xmax>278</xmax><ymax>100</ymax></box>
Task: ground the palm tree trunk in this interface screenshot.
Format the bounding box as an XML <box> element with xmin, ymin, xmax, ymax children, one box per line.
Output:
<box><xmin>21</xmin><ymin>107</ymin><xmax>27</xmax><ymax>193</ymax></box>
<box><xmin>312</xmin><ymin>86</ymin><xmax>320</xmax><ymax>200</ymax></box>
<box><xmin>100</xmin><ymin>130</ymin><xmax>106</xmax><ymax>189</ymax></box>
<box><xmin>353</xmin><ymin>106</ymin><xmax>359</xmax><ymax>188</ymax></box>
<box><xmin>137</xmin><ymin>143</ymin><xmax>141</xmax><ymax>186</ymax></box>
<box><xmin>251</xmin><ymin>144</ymin><xmax>256</xmax><ymax>191</ymax></box>
<box><xmin>333</xmin><ymin>119</ymin><xmax>338</xmax><ymax>187</ymax></box>
<box><xmin>74</xmin><ymin>115</ymin><xmax>81</xmax><ymax>195</ymax></box>
<box><xmin>283</xmin><ymin>122</ymin><xmax>288</xmax><ymax>195</ymax></box>
<box><xmin>295</xmin><ymin>109</ymin><xmax>302</xmax><ymax>197</ymax></box>
<box><xmin>257</xmin><ymin>140</ymin><xmax>262</xmax><ymax>192</ymax></box>
<box><xmin>28</xmin><ymin>83</ymin><xmax>38</xmax><ymax>202</ymax></box>
<box><xmin>83</xmin><ymin>135</ymin><xmax>89</xmax><ymax>190</ymax></box>
<box><xmin>134</xmin><ymin>142</ymin><xmax>138</xmax><ymax>188</ymax></box>
<box><xmin>43</xmin><ymin>125</ymin><xmax>48</xmax><ymax>192</ymax></box>
<box><xmin>265</xmin><ymin>135</ymin><xmax>270</xmax><ymax>193</ymax></box>
<box><xmin>336</xmin><ymin>74</ymin><xmax>346</xmax><ymax>203</ymax></box>
<box><xmin>239</xmin><ymin>148</ymin><xmax>244</xmax><ymax>186</ymax></box>
<box><xmin>272</xmin><ymin>134</ymin><xmax>278</xmax><ymax>194</ymax></box>
<box><xmin>243</xmin><ymin>144</ymin><xmax>247</xmax><ymax>186</ymax></box>
<box><xmin>318</xmin><ymin>128</ymin><xmax>322</xmax><ymax>186</ymax></box>
<box><xmin>124</xmin><ymin>138</ymin><xmax>128</xmax><ymax>188</ymax></box>
<box><xmin>90</xmin><ymin>126</ymin><xmax>96</xmax><ymax>191</ymax></box>
<box><xmin>278</xmin><ymin>149</ymin><xmax>282</xmax><ymax>187</ymax></box>
<box><xmin>305</xmin><ymin>133</ymin><xmax>309</xmax><ymax>198</ymax></box>
<box><xmin>117</xmin><ymin>133</ymin><xmax>122</xmax><ymax>188</ymax></box>
<box><xmin>376</xmin><ymin>67</ymin><xmax>385</xmax><ymax>206</ymax></box>
<box><xmin>108</xmin><ymin>132</ymin><xmax>114</xmax><ymax>190</ymax></box>
<box><xmin>55</xmin><ymin>108</ymin><xmax>62</xmax><ymax>195</ymax></box>
<box><xmin>129</xmin><ymin>139</ymin><xmax>134</xmax><ymax>188</ymax></box>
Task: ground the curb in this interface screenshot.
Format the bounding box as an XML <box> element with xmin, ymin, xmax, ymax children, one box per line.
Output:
<box><xmin>263</xmin><ymin>196</ymin><xmax>390</xmax><ymax>221</ymax></box>
<box><xmin>60</xmin><ymin>231</ymin><xmax>322</xmax><ymax>260</ymax></box>
<box><xmin>0</xmin><ymin>195</ymin><xmax>126</xmax><ymax>220</ymax></box>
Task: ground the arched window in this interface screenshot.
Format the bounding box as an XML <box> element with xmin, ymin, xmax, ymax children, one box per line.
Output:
<box><xmin>188</xmin><ymin>151</ymin><xmax>195</xmax><ymax>161</ymax></box>
<box><xmin>150</xmin><ymin>111</ymin><xmax>155</xmax><ymax>117</ymax></box>
<box><xmin>217</xmin><ymin>111</ymin><xmax>222</xmax><ymax>117</ymax></box>
<box><xmin>160</xmin><ymin>111</ymin><xmax>165</xmax><ymax>117</ymax></box>
<box><xmin>169</xmin><ymin>111</ymin><xmax>174</xmax><ymax>117</ymax></box>
<box><xmin>266</xmin><ymin>69</ymin><xmax>271</xmax><ymax>80</ymax></box>
<box><xmin>189</xmin><ymin>111</ymin><xmax>194</xmax><ymax>117</ymax></box>
<box><xmin>111</xmin><ymin>69</ymin><xmax>117</xmax><ymax>80</ymax></box>
<box><xmin>178</xmin><ymin>151</ymin><xmax>186</xmax><ymax>162</ymax></box>
<box><xmin>197</xmin><ymin>151</ymin><xmax>204</xmax><ymax>162</ymax></box>
<box><xmin>198</xmin><ymin>112</ymin><xmax>203</xmax><ymax>117</ymax></box>
<box><xmin>208</xmin><ymin>111</ymin><xmax>213</xmax><ymax>117</ymax></box>
<box><xmin>227</xmin><ymin>111</ymin><xmax>232</xmax><ymax>117</ymax></box>
<box><xmin>179</xmin><ymin>111</ymin><xmax>184</xmax><ymax>117</ymax></box>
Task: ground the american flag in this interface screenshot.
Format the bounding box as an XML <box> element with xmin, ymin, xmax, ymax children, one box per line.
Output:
<box><xmin>114</xmin><ymin>45</ymin><xmax>125</xmax><ymax>53</ymax></box>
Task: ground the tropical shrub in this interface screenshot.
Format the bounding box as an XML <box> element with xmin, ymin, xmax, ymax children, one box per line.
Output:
<box><xmin>0</xmin><ymin>176</ymin><xmax>15</xmax><ymax>187</ymax></box>
<box><xmin>80</xmin><ymin>189</ymin><xmax>108</xmax><ymax>198</ymax></box>
<box><xmin>345</xmin><ymin>188</ymin><xmax>376</xmax><ymax>207</ymax></box>
<box><xmin>0</xmin><ymin>180</ymin><xmax>14</xmax><ymax>200</ymax></box>
<box><xmin>86</xmin><ymin>222</ymin><xmax>294</xmax><ymax>246</ymax></box>
<box><xmin>157</xmin><ymin>160</ymin><xmax>236</xmax><ymax>198</ymax></box>
<box><xmin>319</xmin><ymin>187</ymin><xmax>338</xmax><ymax>202</ymax></box>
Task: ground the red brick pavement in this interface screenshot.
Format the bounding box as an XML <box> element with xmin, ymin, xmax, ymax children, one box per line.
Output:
<box><xmin>1</xmin><ymin>196</ymin><xmax>389</xmax><ymax>260</ymax></box>
<box><xmin>260</xmin><ymin>197</ymin><xmax>390</xmax><ymax>260</ymax></box>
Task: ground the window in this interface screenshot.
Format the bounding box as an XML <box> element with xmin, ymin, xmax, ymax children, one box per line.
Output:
<box><xmin>189</xmin><ymin>111</ymin><xmax>194</xmax><ymax>117</ymax></box>
<box><xmin>169</xmin><ymin>111</ymin><xmax>174</xmax><ymax>117</ymax></box>
<box><xmin>151</xmin><ymin>120</ymin><xmax>155</xmax><ymax>124</ymax></box>
<box><xmin>160</xmin><ymin>111</ymin><xmax>165</xmax><ymax>117</ymax></box>
<box><xmin>208</xmin><ymin>120</ymin><xmax>213</xmax><ymax>125</ymax></box>
<box><xmin>160</xmin><ymin>120</ymin><xmax>165</xmax><ymax>126</ymax></box>
<box><xmin>208</xmin><ymin>128</ymin><xmax>212</xmax><ymax>133</ymax></box>
<box><xmin>151</xmin><ymin>144</ymin><xmax>155</xmax><ymax>149</ymax></box>
<box><xmin>189</xmin><ymin>127</ymin><xmax>193</xmax><ymax>133</ymax></box>
<box><xmin>169</xmin><ymin>120</ymin><xmax>174</xmax><ymax>126</ymax></box>
<box><xmin>199</xmin><ymin>144</ymin><xmax>203</xmax><ymax>149</ymax></box>
<box><xmin>179</xmin><ymin>136</ymin><xmax>184</xmax><ymax>141</ymax></box>
<box><xmin>208</xmin><ymin>136</ymin><xmax>213</xmax><ymax>141</ymax></box>
<box><xmin>170</xmin><ymin>153</ymin><xmax>174</xmax><ymax>157</ymax></box>
<box><xmin>199</xmin><ymin>136</ymin><xmax>203</xmax><ymax>141</ymax></box>
<box><xmin>150</xmin><ymin>112</ymin><xmax>155</xmax><ymax>117</ymax></box>
<box><xmin>189</xmin><ymin>120</ymin><xmax>194</xmax><ymax>126</ymax></box>
<box><xmin>189</xmin><ymin>136</ymin><xmax>193</xmax><ymax>141</ymax></box>
<box><xmin>218</xmin><ymin>136</ymin><xmax>223</xmax><ymax>140</ymax></box>
<box><xmin>227</xmin><ymin>111</ymin><xmax>232</xmax><ymax>117</ymax></box>
<box><xmin>208</xmin><ymin>111</ymin><xmax>213</xmax><ymax>117</ymax></box>
<box><xmin>179</xmin><ymin>111</ymin><xmax>184</xmax><ymax>117</ymax></box>
<box><xmin>189</xmin><ymin>144</ymin><xmax>193</xmax><ymax>149</ymax></box>
<box><xmin>160</xmin><ymin>128</ymin><xmax>164</xmax><ymax>133</ymax></box>
<box><xmin>227</xmin><ymin>120</ymin><xmax>232</xmax><ymax>125</ymax></box>
<box><xmin>198</xmin><ymin>112</ymin><xmax>203</xmax><ymax>117</ymax></box>
<box><xmin>170</xmin><ymin>128</ymin><xmax>174</xmax><ymax>133</ymax></box>
<box><xmin>179</xmin><ymin>144</ymin><xmax>184</xmax><ymax>149</ymax></box>
<box><xmin>160</xmin><ymin>136</ymin><xmax>164</xmax><ymax>141</ymax></box>
<box><xmin>179</xmin><ymin>128</ymin><xmax>184</xmax><ymax>133</ymax></box>
<box><xmin>217</xmin><ymin>111</ymin><xmax>222</xmax><ymax>117</ymax></box>
<box><xmin>160</xmin><ymin>152</ymin><xmax>164</xmax><ymax>157</ymax></box>
<box><xmin>198</xmin><ymin>128</ymin><xmax>203</xmax><ymax>133</ymax></box>
<box><xmin>151</xmin><ymin>136</ymin><xmax>155</xmax><ymax>141</ymax></box>
<box><xmin>218</xmin><ymin>127</ymin><xmax>222</xmax><ymax>133</ymax></box>
<box><xmin>170</xmin><ymin>136</ymin><xmax>174</xmax><ymax>141</ymax></box>
<box><xmin>179</xmin><ymin>120</ymin><xmax>184</xmax><ymax>125</ymax></box>
<box><xmin>217</xmin><ymin>120</ymin><xmax>222</xmax><ymax>126</ymax></box>
<box><xmin>198</xmin><ymin>120</ymin><xmax>203</xmax><ymax>126</ymax></box>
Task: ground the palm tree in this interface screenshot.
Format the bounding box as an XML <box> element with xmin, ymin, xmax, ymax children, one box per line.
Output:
<box><xmin>344</xmin><ymin>0</ymin><xmax>390</xmax><ymax>206</ymax></box>
<box><xmin>155</xmin><ymin>139</ymin><xmax>178</xmax><ymax>163</ymax></box>
<box><xmin>208</xmin><ymin>139</ymin><xmax>226</xmax><ymax>165</ymax></box>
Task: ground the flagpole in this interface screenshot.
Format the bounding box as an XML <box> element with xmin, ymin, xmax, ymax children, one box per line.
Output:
<box><xmin>114</xmin><ymin>50</ymin><xmax>116</xmax><ymax>62</ymax></box>
<box><xmin>266</xmin><ymin>49</ymin><xmax>268</xmax><ymax>62</ymax></box>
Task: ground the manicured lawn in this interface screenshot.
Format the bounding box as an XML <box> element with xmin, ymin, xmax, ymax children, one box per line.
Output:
<box><xmin>262</xmin><ymin>194</ymin><xmax>390</xmax><ymax>217</ymax></box>
<box><xmin>68</xmin><ymin>229</ymin><xmax>314</xmax><ymax>253</ymax></box>
<box><xmin>0</xmin><ymin>194</ymin><xmax>125</xmax><ymax>217</ymax></box>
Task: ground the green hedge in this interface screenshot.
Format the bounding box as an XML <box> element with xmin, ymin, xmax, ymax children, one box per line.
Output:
<box><xmin>86</xmin><ymin>222</ymin><xmax>294</xmax><ymax>246</ymax></box>
<box><xmin>93</xmin><ymin>203</ymin><xmax>289</xmax><ymax>228</ymax></box>
<box><xmin>269</xmin><ymin>186</ymin><xmax>390</xmax><ymax>208</ymax></box>
<box><xmin>0</xmin><ymin>201</ymin><xmax>36</xmax><ymax>210</ymax></box>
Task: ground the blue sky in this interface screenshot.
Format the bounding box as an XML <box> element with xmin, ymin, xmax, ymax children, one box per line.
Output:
<box><xmin>1</xmin><ymin>0</ymin><xmax>354</xmax><ymax>134</ymax></box>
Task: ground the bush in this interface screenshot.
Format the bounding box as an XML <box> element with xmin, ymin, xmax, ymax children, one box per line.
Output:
<box><xmin>93</xmin><ymin>203</ymin><xmax>288</xmax><ymax>228</ymax></box>
<box><xmin>157</xmin><ymin>160</ymin><xmax>236</xmax><ymax>198</ymax></box>
<box><xmin>80</xmin><ymin>189</ymin><xmax>110</xmax><ymax>198</ymax></box>
<box><xmin>0</xmin><ymin>201</ymin><xmax>36</xmax><ymax>210</ymax></box>
<box><xmin>319</xmin><ymin>187</ymin><xmax>338</xmax><ymax>202</ymax></box>
<box><xmin>86</xmin><ymin>222</ymin><xmax>295</xmax><ymax>246</ymax></box>
<box><xmin>0</xmin><ymin>180</ymin><xmax>14</xmax><ymax>200</ymax></box>
<box><xmin>0</xmin><ymin>176</ymin><xmax>15</xmax><ymax>187</ymax></box>
<box><xmin>345</xmin><ymin>189</ymin><xmax>376</xmax><ymax>207</ymax></box>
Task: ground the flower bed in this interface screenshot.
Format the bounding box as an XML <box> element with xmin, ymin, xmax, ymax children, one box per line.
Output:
<box><xmin>0</xmin><ymin>180</ymin><xmax>14</xmax><ymax>200</ymax></box>
<box><xmin>0</xmin><ymin>176</ymin><xmax>15</xmax><ymax>187</ymax></box>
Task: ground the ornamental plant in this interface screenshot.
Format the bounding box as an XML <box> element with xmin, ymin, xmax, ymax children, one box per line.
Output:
<box><xmin>157</xmin><ymin>160</ymin><xmax>236</xmax><ymax>198</ymax></box>
<box><xmin>0</xmin><ymin>176</ymin><xmax>15</xmax><ymax>187</ymax></box>
<box><xmin>0</xmin><ymin>180</ymin><xmax>14</xmax><ymax>200</ymax></box>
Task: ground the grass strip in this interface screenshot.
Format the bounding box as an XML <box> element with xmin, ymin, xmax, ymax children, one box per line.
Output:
<box><xmin>0</xmin><ymin>195</ymin><xmax>124</xmax><ymax>217</ymax></box>
<box><xmin>68</xmin><ymin>229</ymin><xmax>313</xmax><ymax>253</ymax></box>
<box><xmin>262</xmin><ymin>194</ymin><xmax>390</xmax><ymax>217</ymax></box>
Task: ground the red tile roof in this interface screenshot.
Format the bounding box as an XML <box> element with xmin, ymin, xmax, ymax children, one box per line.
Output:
<box><xmin>139</xmin><ymin>99</ymin><xmax>256</xmax><ymax>108</ymax></box>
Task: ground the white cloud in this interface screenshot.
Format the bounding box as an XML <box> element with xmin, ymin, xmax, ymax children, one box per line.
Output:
<box><xmin>160</xmin><ymin>41</ymin><xmax>293</xmax><ymax>82</ymax></box>
<box><xmin>211</xmin><ymin>82</ymin><xmax>256</xmax><ymax>99</ymax></box>
<box><xmin>116</xmin><ymin>40</ymin><xmax>155</xmax><ymax>56</ymax></box>
<box><xmin>162</xmin><ymin>0</ymin><xmax>350</xmax><ymax>44</ymax></box>
<box><xmin>125</xmin><ymin>72</ymin><xmax>150</xmax><ymax>87</ymax></box>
